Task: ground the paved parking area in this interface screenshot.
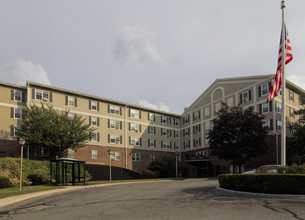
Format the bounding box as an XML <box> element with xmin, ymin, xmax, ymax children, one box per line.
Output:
<box><xmin>1</xmin><ymin>179</ymin><xmax>305</xmax><ymax>220</ymax></box>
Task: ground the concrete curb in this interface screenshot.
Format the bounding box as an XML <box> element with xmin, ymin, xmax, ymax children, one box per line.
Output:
<box><xmin>216</xmin><ymin>186</ymin><xmax>305</xmax><ymax>200</ymax></box>
<box><xmin>0</xmin><ymin>180</ymin><xmax>172</xmax><ymax>213</ymax></box>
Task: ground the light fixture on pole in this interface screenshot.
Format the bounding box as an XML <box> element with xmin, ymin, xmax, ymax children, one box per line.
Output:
<box><xmin>19</xmin><ymin>138</ymin><xmax>25</xmax><ymax>191</ymax></box>
<box><xmin>107</xmin><ymin>149</ymin><xmax>112</xmax><ymax>182</ymax></box>
<box><xmin>175</xmin><ymin>151</ymin><xmax>179</xmax><ymax>179</ymax></box>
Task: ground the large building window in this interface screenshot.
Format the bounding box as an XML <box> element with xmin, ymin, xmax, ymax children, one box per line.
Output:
<box><xmin>161</xmin><ymin>141</ymin><xmax>171</xmax><ymax>149</ymax></box>
<box><xmin>68</xmin><ymin>96</ymin><xmax>75</xmax><ymax>107</ymax></box>
<box><xmin>14</xmin><ymin>91</ymin><xmax>22</xmax><ymax>102</ymax></box>
<box><xmin>14</xmin><ymin>108</ymin><xmax>22</xmax><ymax>119</ymax></box>
<box><xmin>111</xmin><ymin>151</ymin><xmax>121</xmax><ymax>161</ymax></box>
<box><xmin>130</xmin><ymin>137</ymin><xmax>141</xmax><ymax>146</ymax></box>
<box><xmin>91</xmin><ymin>150</ymin><xmax>98</xmax><ymax>159</ymax></box>
<box><xmin>109</xmin><ymin>119</ymin><xmax>121</xmax><ymax>129</ymax></box>
<box><xmin>132</xmin><ymin>153</ymin><xmax>140</xmax><ymax>161</ymax></box>
<box><xmin>193</xmin><ymin>111</ymin><xmax>200</xmax><ymax>121</ymax></box>
<box><xmin>261</xmin><ymin>84</ymin><xmax>269</xmax><ymax>96</ymax></box>
<box><xmin>161</xmin><ymin>116</ymin><xmax>171</xmax><ymax>124</ymax></box>
<box><xmin>148</xmin><ymin>139</ymin><xmax>156</xmax><ymax>148</ymax></box>
<box><xmin>109</xmin><ymin>134</ymin><xmax>121</xmax><ymax>144</ymax></box>
<box><xmin>150</xmin><ymin>154</ymin><xmax>155</xmax><ymax>162</ymax></box>
<box><xmin>130</xmin><ymin>123</ymin><xmax>140</xmax><ymax>132</ymax></box>
<box><xmin>148</xmin><ymin>126</ymin><xmax>155</xmax><ymax>134</ymax></box>
<box><xmin>109</xmin><ymin>105</ymin><xmax>121</xmax><ymax>115</ymax></box>
<box><xmin>130</xmin><ymin>109</ymin><xmax>140</xmax><ymax>119</ymax></box>
<box><xmin>90</xmin><ymin>101</ymin><xmax>97</xmax><ymax>111</ymax></box>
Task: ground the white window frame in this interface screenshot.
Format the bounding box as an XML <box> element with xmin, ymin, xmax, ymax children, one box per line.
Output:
<box><xmin>262</xmin><ymin>103</ymin><xmax>269</xmax><ymax>114</ymax></box>
<box><xmin>263</xmin><ymin>120</ymin><xmax>270</xmax><ymax>129</ymax></box>
<box><xmin>14</xmin><ymin>108</ymin><xmax>22</xmax><ymax>119</ymax></box>
<box><xmin>132</xmin><ymin>153</ymin><xmax>140</xmax><ymax>161</ymax></box>
<box><xmin>92</xmin><ymin>150</ymin><xmax>98</xmax><ymax>159</ymax></box>
<box><xmin>174</xmin><ymin>130</ymin><xmax>179</xmax><ymax>138</ymax></box>
<box><xmin>277</xmin><ymin>120</ymin><xmax>282</xmax><ymax>131</ymax></box>
<box><xmin>174</xmin><ymin>118</ymin><xmax>179</xmax><ymax>126</ymax></box>
<box><xmin>289</xmin><ymin>90</ymin><xmax>294</xmax><ymax>101</ymax></box>
<box><xmin>110</xmin><ymin>120</ymin><xmax>120</xmax><ymax>129</ymax></box>
<box><xmin>204</xmin><ymin>107</ymin><xmax>210</xmax><ymax>116</ymax></box>
<box><xmin>110</xmin><ymin>105</ymin><xmax>121</xmax><ymax>115</ymax></box>
<box><xmin>261</xmin><ymin>84</ymin><xmax>269</xmax><ymax>96</ymax></box>
<box><xmin>35</xmin><ymin>147</ymin><xmax>49</xmax><ymax>157</ymax></box>
<box><xmin>68</xmin><ymin>96</ymin><xmax>75</xmax><ymax>107</ymax></box>
<box><xmin>35</xmin><ymin>90</ymin><xmax>43</xmax><ymax>100</ymax></box>
<box><xmin>130</xmin><ymin>137</ymin><xmax>140</xmax><ymax>146</ymax></box>
<box><xmin>111</xmin><ymin>151</ymin><xmax>121</xmax><ymax>161</ymax></box>
<box><xmin>174</xmin><ymin>142</ymin><xmax>179</xmax><ymax>150</ymax></box>
<box><xmin>13</xmin><ymin>125</ymin><xmax>20</xmax><ymax>136</ymax></box>
<box><xmin>14</xmin><ymin>90</ymin><xmax>22</xmax><ymax>102</ymax></box>
<box><xmin>162</xmin><ymin>141</ymin><xmax>171</xmax><ymax>149</ymax></box>
<box><xmin>193</xmin><ymin>111</ymin><xmax>200</xmax><ymax>121</ymax></box>
<box><xmin>130</xmin><ymin>109</ymin><xmax>140</xmax><ymax>119</ymax></box>
<box><xmin>91</xmin><ymin>132</ymin><xmax>98</xmax><ymax>142</ymax></box>
<box><xmin>110</xmin><ymin>134</ymin><xmax>120</xmax><ymax>144</ymax></box>
<box><xmin>243</xmin><ymin>92</ymin><xmax>249</xmax><ymax>103</ymax></box>
<box><xmin>148</xmin><ymin>126</ymin><xmax>155</xmax><ymax>134</ymax></box>
<box><xmin>130</xmin><ymin>123</ymin><xmax>140</xmax><ymax>132</ymax></box>
<box><xmin>149</xmin><ymin>139</ymin><xmax>155</xmax><ymax>148</ymax></box>
<box><xmin>91</xmin><ymin>116</ymin><xmax>97</xmax><ymax>126</ymax></box>
<box><xmin>161</xmin><ymin>116</ymin><xmax>170</xmax><ymax>124</ymax></box>
<box><xmin>91</xmin><ymin>101</ymin><xmax>97</xmax><ymax>111</ymax></box>
<box><xmin>149</xmin><ymin>113</ymin><xmax>155</xmax><ymax>121</ymax></box>
<box><xmin>276</xmin><ymin>102</ymin><xmax>282</xmax><ymax>113</ymax></box>
<box><xmin>290</xmin><ymin>108</ymin><xmax>295</xmax><ymax>118</ymax></box>
<box><xmin>43</xmin><ymin>91</ymin><xmax>49</xmax><ymax>101</ymax></box>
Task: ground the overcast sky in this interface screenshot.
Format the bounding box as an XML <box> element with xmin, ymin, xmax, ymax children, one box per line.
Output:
<box><xmin>1</xmin><ymin>0</ymin><xmax>304</xmax><ymax>114</ymax></box>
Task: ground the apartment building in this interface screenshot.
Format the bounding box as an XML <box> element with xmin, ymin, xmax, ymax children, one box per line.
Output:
<box><xmin>0</xmin><ymin>74</ymin><xmax>304</xmax><ymax>176</ymax></box>
<box><xmin>180</xmin><ymin>74</ymin><xmax>304</xmax><ymax>176</ymax></box>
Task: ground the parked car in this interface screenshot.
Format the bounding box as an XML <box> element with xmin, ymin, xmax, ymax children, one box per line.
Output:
<box><xmin>243</xmin><ymin>165</ymin><xmax>281</xmax><ymax>174</ymax></box>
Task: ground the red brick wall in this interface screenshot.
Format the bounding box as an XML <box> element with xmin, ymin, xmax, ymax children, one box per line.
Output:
<box><xmin>0</xmin><ymin>139</ymin><xmax>20</xmax><ymax>158</ymax></box>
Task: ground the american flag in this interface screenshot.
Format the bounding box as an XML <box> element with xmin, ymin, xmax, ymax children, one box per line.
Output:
<box><xmin>266</xmin><ymin>23</ymin><xmax>293</xmax><ymax>103</ymax></box>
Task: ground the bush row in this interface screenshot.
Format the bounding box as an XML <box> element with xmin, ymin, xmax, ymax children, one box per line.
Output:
<box><xmin>218</xmin><ymin>174</ymin><xmax>305</xmax><ymax>194</ymax></box>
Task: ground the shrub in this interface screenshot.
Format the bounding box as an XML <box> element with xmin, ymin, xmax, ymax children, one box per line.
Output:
<box><xmin>27</xmin><ymin>174</ymin><xmax>48</xmax><ymax>185</ymax></box>
<box><xmin>278</xmin><ymin>164</ymin><xmax>305</xmax><ymax>174</ymax></box>
<box><xmin>143</xmin><ymin>170</ymin><xmax>159</xmax><ymax>179</ymax></box>
<box><xmin>0</xmin><ymin>176</ymin><xmax>11</xmax><ymax>188</ymax></box>
<box><xmin>218</xmin><ymin>174</ymin><xmax>305</xmax><ymax>194</ymax></box>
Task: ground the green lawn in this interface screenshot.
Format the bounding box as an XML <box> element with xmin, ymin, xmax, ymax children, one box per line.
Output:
<box><xmin>0</xmin><ymin>185</ymin><xmax>64</xmax><ymax>198</ymax></box>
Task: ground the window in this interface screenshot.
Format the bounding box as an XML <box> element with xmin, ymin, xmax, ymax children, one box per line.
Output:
<box><xmin>68</xmin><ymin>96</ymin><xmax>75</xmax><ymax>106</ymax></box>
<box><xmin>174</xmin><ymin>118</ymin><xmax>179</xmax><ymax>126</ymax></box>
<box><xmin>227</xmin><ymin>97</ymin><xmax>234</xmax><ymax>107</ymax></box>
<box><xmin>193</xmin><ymin>138</ymin><xmax>201</xmax><ymax>147</ymax></box>
<box><xmin>130</xmin><ymin>123</ymin><xmax>140</xmax><ymax>132</ymax></box>
<box><xmin>130</xmin><ymin>137</ymin><xmax>141</xmax><ymax>146</ymax></box>
<box><xmin>148</xmin><ymin>113</ymin><xmax>155</xmax><ymax>121</ymax></box>
<box><xmin>35</xmin><ymin>90</ymin><xmax>42</xmax><ymax>100</ymax></box>
<box><xmin>91</xmin><ymin>101</ymin><xmax>97</xmax><ymax>111</ymax></box>
<box><xmin>35</xmin><ymin>147</ymin><xmax>49</xmax><ymax>157</ymax></box>
<box><xmin>13</xmin><ymin>125</ymin><xmax>20</xmax><ymax>136</ymax></box>
<box><xmin>289</xmin><ymin>107</ymin><xmax>295</xmax><ymax>118</ymax></box>
<box><xmin>148</xmin><ymin>139</ymin><xmax>156</xmax><ymax>148</ymax></box>
<box><xmin>183</xmin><ymin>140</ymin><xmax>191</xmax><ymax>149</ymax></box>
<box><xmin>161</xmin><ymin>116</ymin><xmax>171</xmax><ymax>124</ymax></box>
<box><xmin>161</xmin><ymin>128</ymin><xmax>171</xmax><ymax>137</ymax></box>
<box><xmin>204</xmin><ymin>107</ymin><xmax>210</xmax><ymax>116</ymax></box>
<box><xmin>263</xmin><ymin>120</ymin><xmax>270</xmax><ymax>130</ymax></box>
<box><xmin>183</xmin><ymin>128</ymin><xmax>190</xmax><ymax>137</ymax></box>
<box><xmin>130</xmin><ymin>109</ymin><xmax>140</xmax><ymax>119</ymax></box>
<box><xmin>162</xmin><ymin>141</ymin><xmax>171</xmax><ymax>149</ymax></box>
<box><xmin>215</xmin><ymin>102</ymin><xmax>221</xmax><ymax>113</ymax></box>
<box><xmin>68</xmin><ymin>149</ymin><xmax>75</xmax><ymax>158</ymax></box>
<box><xmin>193</xmin><ymin>111</ymin><xmax>200</xmax><ymax>121</ymax></box>
<box><xmin>91</xmin><ymin>116</ymin><xmax>97</xmax><ymax>126</ymax></box>
<box><xmin>289</xmin><ymin>90</ymin><xmax>294</xmax><ymax>102</ymax></box>
<box><xmin>109</xmin><ymin>105</ymin><xmax>121</xmax><ymax>115</ymax></box>
<box><xmin>150</xmin><ymin>154</ymin><xmax>155</xmax><ymax>162</ymax></box>
<box><xmin>109</xmin><ymin>120</ymin><xmax>120</xmax><ymax>129</ymax></box>
<box><xmin>68</xmin><ymin>113</ymin><xmax>75</xmax><ymax>119</ymax></box>
<box><xmin>193</xmin><ymin>124</ymin><xmax>201</xmax><ymax>134</ymax></box>
<box><xmin>14</xmin><ymin>108</ymin><xmax>22</xmax><ymax>119</ymax></box>
<box><xmin>148</xmin><ymin>126</ymin><xmax>155</xmax><ymax>134</ymax></box>
<box><xmin>43</xmin><ymin>91</ymin><xmax>49</xmax><ymax>101</ymax></box>
<box><xmin>91</xmin><ymin>132</ymin><xmax>99</xmax><ymax>142</ymax></box>
<box><xmin>183</xmin><ymin>115</ymin><xmax>190</xmax><ymax>124</ymax></box>
<box><xmin>261</xmin><ymin>84</ymin><xmax>269</xmax><ymax>96</ymax></box>
<box><xmin>262</xmin><ymin>103</ymin><xmax>269</xmax><ymax>114</ymax></box>
<box><xmin>92</xmin><ymin>150</ymin><xmax>98</xmax><ymax>159</ymax></box>
<box><xmin>174</xmin><ymin>130</ymin><xmax>179</xmax><ymax>138</ymax></box>
<box><xmin>196</xmin><ymin>151</ymin><xmax>208</xmax><ymax>156</ymax></box>
<box><xmin>276</xmin><ymin>120</ymin><xmax>282</xmax><ymax>131</ymax></box>
<box><xmin>109</xmin><ymin>134</ymin><xmax>121</xmax><ymax>144</ymax></box>
<box><xmin>14</xmin><ymin>91</ymin><xmax>22</xmax><ymax>102</ymax></box>
<box><xmin>174</xmin><ymin>142</ymin><xmax>180</xmax><ymax>150</ymax></box>
<box><xmin>132</xmin><ymin>153</ymin><xmax>140</xmax><ymax>161</ymax></box>
<box><xmin>276</xmin><ymin>102</ymin><xmax>282</xmax><ymax>113</ymax></box>
<box><xmin>240</xmin><ymin>90</ymin><xmax>252</xmax><ymax>104</ymax></box>
<box><xmin>111</xmin><ymin>151</ymin><xmax>121</xmax><ymax>161</ymax></box>
<box><xmin>205</xmin><ymin>121</ymin><xmax>210</xmax><ymax>130</ymax></box>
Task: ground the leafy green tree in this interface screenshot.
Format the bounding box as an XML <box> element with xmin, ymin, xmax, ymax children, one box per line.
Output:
<box><xmin>207</xmin><ymin>104</ymin><xmax>267</xmax><ymax>173</ymax></box>
<box><xmin>16</xmin><ymin>104</ymin><xmax>95</xmax><ymax>158</ymax></box>
<box><xmin>287</xmin><ymin>95</ymin><xmax>305</xmax><ymax>164</ymax></box>
<box><xmin>147</xmin><ymin>155</ymin><xmax>180</xmax><ymax>178</ymax></box>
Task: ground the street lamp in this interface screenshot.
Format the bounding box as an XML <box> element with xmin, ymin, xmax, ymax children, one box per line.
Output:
<box><xmin>107</xmin><ymin>149</ymin><xmax>112</xmax><ymax>182</ymax></box>
<box><xmin>175</xmin><ymin>151</ymin><xmax>179</xmax><ymax>179</ymax></box>
<box><xmin>19</xmin><ymin>138</ymin><xmax>25</xmax><ymax>190</ymax></box>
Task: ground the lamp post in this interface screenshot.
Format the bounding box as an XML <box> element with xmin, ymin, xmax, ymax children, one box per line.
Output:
<box><xmin>108</xmin><ymin>149</ymin><xmax>112</xmax><ymax>182</ymax></box>
<box><xmin>175</xmin><ymin>151</ymin><xmax>179</xmax><ymax>179</ymax></box>
<box><xmin>19</xmin><ymin>138</ymin><xmax>25</xmax><ymax>190</ymax></box>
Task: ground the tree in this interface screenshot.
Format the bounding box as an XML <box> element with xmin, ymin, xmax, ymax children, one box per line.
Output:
<box><xmin>16</xmin><ymin>104</ymin><xmax>96</xmax><ymax>158</ymax></box>
<box><xmin>287</xmin><ymin>95</ymin><xmax>305</xmax><ymax>164</ymax></box>
<box><xmin>147</xmin><ymin>155</ymin><xmax>181</xmax><ymax>178</ymax></box>
<box><xmin>207</xmin><ymin>104</ymin><xmax>268</xmax><ymax>173</ymax></box>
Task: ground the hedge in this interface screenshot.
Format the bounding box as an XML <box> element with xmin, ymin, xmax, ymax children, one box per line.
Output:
<box><xmin>218</xmin><ymin>174</ymin><xmax>305</xmax><ymax>194</ymax></box>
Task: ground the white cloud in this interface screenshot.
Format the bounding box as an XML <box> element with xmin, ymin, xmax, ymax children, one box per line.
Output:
<box><xmin>287</xmin><ymin>74</ymin><xmax>305</xmax><ymax>90</ymax></box>
<box><xmin>139</xmin><ymin>100</ymin><xmax>170</xmax><ymax>112</ymax></box>
<box><xmin>0</xmin><ymin>59</ymin><xmax>51</xmax><ymax>86</ymax></box>
<box><xmin>114</xmin><ymin>25</ymin><xmax>163</xmax><ymax>66</ymax></box>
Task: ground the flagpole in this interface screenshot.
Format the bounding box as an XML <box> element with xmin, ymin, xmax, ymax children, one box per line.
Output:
<box><xmin>281</xmin><ymin>0</ymin><xmax>286</xmax><ymax>166</ymax></box>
